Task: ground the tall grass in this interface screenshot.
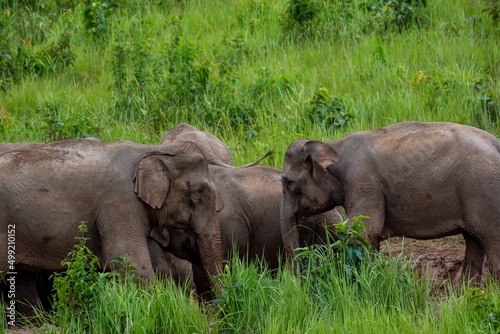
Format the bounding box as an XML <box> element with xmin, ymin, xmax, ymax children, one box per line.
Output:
<box><xmin>6</xmin><ymin>238</ymin><xmax>500</xmax><ymax>333</ymax></box>
<box><xmin>1</xmin><ymin>0</ymin><xmax>498</xmax><ymax>163</ymax></box>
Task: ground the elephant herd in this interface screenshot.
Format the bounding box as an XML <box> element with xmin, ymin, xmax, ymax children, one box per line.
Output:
<box><xmin>1</xmin><ymin>121</ymin><xmax>500</xmax><ymax>317</ymax></box>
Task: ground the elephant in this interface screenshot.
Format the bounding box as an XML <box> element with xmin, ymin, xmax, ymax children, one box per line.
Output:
<box><xmin>161</xmin><ymin>122</ymin><xmax>233</xmax><ymax>165</ymax></box>
<box><xmin>148</xmin><ymin>229</ymin><xmax>195</xmax><ymax>291</ymax></box>
<box><xmin>161</xmin><ymin>122</ymin><xmax>272</xmax><ymax>167</ymax></box>
<box><xmin>149</xmin><ymin>163</ymin><xmax>343</xmax><ymax>297</ymax></box>
<box><xmin>0</xmin><ymin>139</ymin><xmax>224</xmax><ymax>287</ymax></box>
<box><xmin>280</xmin><ymin>121</ymin><xmax>500</xmax><ymax>281</ymax></box>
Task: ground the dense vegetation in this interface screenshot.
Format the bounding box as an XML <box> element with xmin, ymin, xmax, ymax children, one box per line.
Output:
<box><xmin>1</xmin><ymin>0</ymin><xmax>500</xmax><ymax>332</ymax></box>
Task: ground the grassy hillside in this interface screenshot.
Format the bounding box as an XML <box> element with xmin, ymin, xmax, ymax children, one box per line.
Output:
<box><xmin>1</xmin><ymin>0</ymin><xmax>498</xmax><ymax>165</ymax></box>
<box><xmin>1</xmin><ymin>0</ymin><xmax>500</xmax><ymax>332</ymax></box>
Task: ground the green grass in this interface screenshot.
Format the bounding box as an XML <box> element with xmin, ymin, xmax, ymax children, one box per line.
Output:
<box><xmin>2</xmin><ymin>0</ymin><xmax>500</xmax><ymax>332</ymax></box>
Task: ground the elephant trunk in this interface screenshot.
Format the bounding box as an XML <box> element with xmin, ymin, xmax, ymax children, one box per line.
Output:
<box><xmin>197</xmin><ymin>211</ymin><xmax>224</xmax><ymax>292</ymax></box>
<box><xmin>280</xmin><ymin>190</ymin><xmax>300</xmax><ymax>261</ymax></box>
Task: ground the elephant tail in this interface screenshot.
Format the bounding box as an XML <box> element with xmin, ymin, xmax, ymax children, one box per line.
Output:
<box><xmin>210</xmin><ymin>150</ymin><xmax>274</xmax><ymax>168</ymax></box>
<box><xmin>238</xmin><ymin>150</ymin><xmax>274</xmax><ymax>168</ymax></box>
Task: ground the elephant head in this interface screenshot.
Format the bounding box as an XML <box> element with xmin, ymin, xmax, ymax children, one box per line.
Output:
<box><xmin>280</xmin><ymin>140</ymin><xmax>344</xmax><ymax>258</ymax></box>
<box><xmin>160</xmin><ymin>122</ymin><xmax>233</xmax><ymax>165</ymax></box>
<box><xmin>134</xmin><ymin>141</ymin><xmax>224</xmax><ymax>283</ymax></box>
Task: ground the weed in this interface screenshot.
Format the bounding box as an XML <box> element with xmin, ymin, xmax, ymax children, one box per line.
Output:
<box><xmin>281</xmin><ymin>0</ymin><xmax>321</xmax><ymax>40</ymax></box>
<box><xmin>295</xmin><ymin>215</ymin><xmax>370</xmax><ymax>282</ymax></box>
<box><xmin>361</xmin><ymin>0</ymin><xmax>428</xmax><ymax>34</ymax></box>
<box><xmin>83</xmin><ymin>1</ymin><xmax>122</xmax><ymax>40</ymax></box>
<box><xmin>38</xmin><ymin>100</ymin><xmax>101</xmax><ymax>141</ymax></box>
<box><xmin>308</xmin><ymin>87</ymin><xmax>351</xmax><ymax>130</ymax></box>
<box><xmin>483</xmin><ymin>0</ymin><xmax>500</xmax><ymax>24</ymax></box>
<box><xmin>51</xmin><ymin>223</ymin><xmax>106</xmax><ymax>319</ymax></box>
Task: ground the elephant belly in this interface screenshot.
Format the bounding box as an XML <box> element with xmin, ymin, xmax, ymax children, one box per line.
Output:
<box><xmin>382</xmin><ymin>215</ymin><xmax>463</xmax><ymax>240</ymax></box>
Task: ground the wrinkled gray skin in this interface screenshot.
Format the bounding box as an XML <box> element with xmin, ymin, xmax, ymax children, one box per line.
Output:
<box><xmin>161</xmin><ymin>122</ymin><xmax>233</xmax><ymax>165</ymax></box>
<box><xmin>150</xmin><ymin>164</ymin><xmax>343</xmax><ymax>297</ymax></box>
<box><xmin>0</xmin><ymin>139</ymin><xmax>224</xmax><ymax>286</ymax></box>
<box><xmin>281</xmin><ymin>121</ymin><xmax>500</xmax><ymax>281</ymax></box>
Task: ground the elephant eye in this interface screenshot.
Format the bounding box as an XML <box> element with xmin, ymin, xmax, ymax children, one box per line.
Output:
<box><xmin>283</xmin><ymin>176</ymin><xmax>296</xmax><ymax>192</ymax></box>
<box><xmin>187</xmin><ymin>181</ymin><xmax>204</xmax><ymax>203</ymax></box>
<box><xmin>191</xmin><ymin>188</ymin><xmax>203</xmax><ymax>202</ymax></box>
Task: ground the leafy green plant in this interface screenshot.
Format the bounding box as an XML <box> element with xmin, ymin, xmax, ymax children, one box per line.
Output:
<box><xmin>83</xmin><ymin>1</ymin><xmax>122</xmax><ymax>40</ymax></box>
<box><xmin>483</xmin><ymin>0</ymin><xmax>500</xmax><ymax>23</ymax></box>
<box><xmin>296</xmin><ymin>215</ymin><xmax>370</xmax><ymax>281</ymax></box>
<box><xmin>361</xmin><ymin>0</ymin><xmax>427</xmax><ymax>34</ymax></box>
<box><xmin>308</xmin><ymin>87</ymin><xmax>351</xmax><ymax>129</ymax></box>
<box><xmin>281</xmin><ymin>0</ymin><xmax>321</xmax><ymax>40</ymax></box>
<box><xmin>51</xmin><ymin>223</ymin><xmax>106</xmax><ymax>319</ymax></box>
<box><xmin>39</xmin><ymin>101</ymin><xmax>101</xmax><ymax>141</ymax></box>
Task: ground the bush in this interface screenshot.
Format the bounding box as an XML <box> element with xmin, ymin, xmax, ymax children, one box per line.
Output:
<box><xmin>281</xmin><ymin>0</ymin><xmax>321</xmax><ymax>41</ymax></box>
<box><xmin>308</xmin><ymin>87</ymin><xmax>351</xmax><ymax>130</ymax></box>
<box><xmin>51</xmin><ymin>223</ymin><xmax>106</xmax><ymax>320</ymax></box>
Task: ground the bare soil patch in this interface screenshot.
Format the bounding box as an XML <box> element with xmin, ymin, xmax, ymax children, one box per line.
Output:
<box><xmin>380</xmin><ymin>234</ymin><xmax>489</xmax><ymax>289</ymax></box>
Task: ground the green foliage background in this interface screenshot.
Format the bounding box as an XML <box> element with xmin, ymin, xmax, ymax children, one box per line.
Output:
<box><xmin>1</xmin><ymin>0</ymin><xmax>498</xmax><ymax>167</ymax></box>
<box><xmin>1</xmin><ymin>0</ymin><xmax>500</xmax><ymax>332</ymax></box>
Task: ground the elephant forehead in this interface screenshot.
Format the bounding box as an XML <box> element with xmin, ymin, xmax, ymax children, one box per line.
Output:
<box><xmin>173</xmin><ymin>154</ymin><xmax>208</xmax><ymax>176</ymax></box>
<box><xmin>283</xmin><ymin>157</ymin><xmax>304</xmax><ymax>177</ymax></box>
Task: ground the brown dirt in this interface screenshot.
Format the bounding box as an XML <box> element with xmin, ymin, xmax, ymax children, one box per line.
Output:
<box><xmin>380</xmin><ymin>234</ymin><xmax>489</xmax><ymax>289</ymax></box>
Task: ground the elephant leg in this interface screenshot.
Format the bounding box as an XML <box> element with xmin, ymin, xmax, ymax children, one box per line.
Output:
<box><xmin>98</xmin><ymin>212</ymin><xmax>154</xmax><ymax>281</ymax></box>
<box><xmin>100</xmin><ymin>233</ymin><xmax>153</xmax><ymax>281</ymax></box>
<box><xmin>461</xmin><ymin>232</ymin><xmax>485</xmax><ymax>283</ymax></box>
<box><xmin>36</xmin><ymin>271</ymin><xmax>54</xmax><ymax>311</ymax></box>
<box><xmin>192</xmin><ymin>264</ymin><xmax>214</xmax><ymax>301</ymax></box>
<box><xmin>149</xmin><ymin>239</ymin><xmax>195</xmax><ymax>292</ymax></box>
<box><xmin>345</xmin><ymin>189</ymin><xmax>386</xmax><ymax>252</ymax></box>
<box><xmin>12</xmin><ymin>272</ymin><xmax>41</xmax><ymax>317</ymax></box>
<box><xmin>484</xmin><ymin>238</ymin><xmax>500</xmax><ymax>281</ymax></box>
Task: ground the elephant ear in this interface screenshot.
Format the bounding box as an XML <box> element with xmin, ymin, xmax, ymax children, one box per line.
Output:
<box><xmin>149</xmin><ymin>226</ymin><xmax>170</xmax><ymax>248</ymax></box>
<box><xmin>303</xmin><ymin>141</ymin><xmax>339</xmax><ymax>184</ymax></box>
<box><xmin>134</xmin><ymin>153</ymin><xmax>173</xmax><ymax>209</ymax></box>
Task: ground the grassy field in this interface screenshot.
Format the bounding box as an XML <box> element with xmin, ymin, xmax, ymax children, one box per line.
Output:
<box><xmin>1</xmin><ymin>0</ymin><xmax>500</xmax><ymax>332</ymax></box>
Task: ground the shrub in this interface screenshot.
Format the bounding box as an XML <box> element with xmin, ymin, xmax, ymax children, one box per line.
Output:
<box><xmin>308</xmin><ymin>87</ymin><xmax>351</xmax><ymax>130</ymax></box>
<box><xmin>361</xmin><ymin>0</ymin><xmax>428</xmax><ymax>34</ymax></box>
<box><xmin>38</xmin><ymin>101</ymin><xmax>101</xmax><ymax>141</ymax></box>
<box><xmin>83</xmin><ymin>1</ymin><xmax>122</xmax><ymax>40</ymax></box>
<box><xmin>51</xmin><ymin>223</ymin><xmax>106</xmax><ymax>319</ymax></box>
<box><xmin>295</xmin><ymin>215</ymin><xmax>370</xmax><ymax>283</ymax></box>
<box><xmin>281</xmin><ymin>0</ymin><xmax>321</xmax><ymax>41</ymax></box>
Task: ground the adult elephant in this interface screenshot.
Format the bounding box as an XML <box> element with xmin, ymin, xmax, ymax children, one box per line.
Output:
<box><xmin>280</xmin><ymin>121</ymin><xmax>500</xmax><ymax>281</ymax></box>
<box><xmin>0</xmin><ymin>139</ymin><xmax>224</xmax><ymax>285</ymax></box>
<box><xmin>161</xmin><ymin>122</ymin><xmax>271</xmax><ymax>167</ymax></box>
<box><xmin>161</xmin><ymin>122</ymin><xmax>233</xmax><ymax>165</ymax></box>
